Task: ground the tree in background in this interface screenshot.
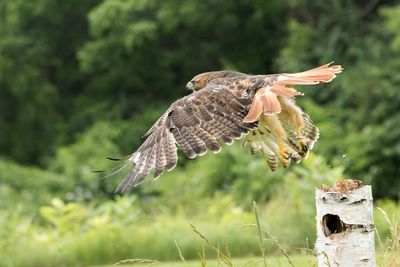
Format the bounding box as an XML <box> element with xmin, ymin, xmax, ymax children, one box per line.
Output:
<box><xmin>0</xmin><ymin>0</ymin><xmax>100</xmax><ymax>165</ymax></box>
<box><xmin>1</xmin><ymin>0</ymin><xmax>400</xmax><ymax>199</ymax></box>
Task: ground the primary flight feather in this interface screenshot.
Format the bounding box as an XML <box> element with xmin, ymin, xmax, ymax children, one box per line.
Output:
<box><xmin>114</xmin><ymin>63</ymin><xmax>342</xmax><ymax>192</ymax></box>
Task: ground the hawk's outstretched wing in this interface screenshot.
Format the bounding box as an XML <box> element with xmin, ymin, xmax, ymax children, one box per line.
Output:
<box><xmin>115</xmin><ymin>81</ymin><xmax>257</xmax><ymax>192</ymax></box>
<box><xmin>113</xmin><ymin>63</ymin><xmax>342</xmax><ymax>192</ymax></box>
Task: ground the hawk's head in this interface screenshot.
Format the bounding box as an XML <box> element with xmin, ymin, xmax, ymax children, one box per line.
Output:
<box><xmin>186</xmin><ymin>70</ymin><xmax>239</xmax><ymax>91</ymax></box>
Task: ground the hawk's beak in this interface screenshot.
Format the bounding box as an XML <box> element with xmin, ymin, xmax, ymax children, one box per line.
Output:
<box><xmin>186</xmin><ymin>81</ymin><xmax>195</xmax><ymax>91</ymax></box>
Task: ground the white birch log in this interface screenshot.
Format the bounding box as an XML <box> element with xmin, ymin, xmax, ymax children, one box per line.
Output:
<box><xmin>315</xmin><ymin>180</ymin><xmax>376</xmax><ymax>267</ymax></box>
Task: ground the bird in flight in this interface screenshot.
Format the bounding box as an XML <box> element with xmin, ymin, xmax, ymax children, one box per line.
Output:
<box><xmin>112</xmin><ymin>63</ymin><xmax>342</xmax><ymax>192</ymax></box>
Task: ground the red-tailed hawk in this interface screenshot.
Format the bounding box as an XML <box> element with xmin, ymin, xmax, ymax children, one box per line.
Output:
<box><xmin>113</xmin><ymin>63</ymin><xmax>342</xmax><ymax>192</ymax></box>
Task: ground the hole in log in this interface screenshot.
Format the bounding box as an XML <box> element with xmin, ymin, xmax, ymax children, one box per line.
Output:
<box><xmin>322</xmin><ymin>214</ymin><xmax>345</xmax><ymax>237</ymax></box>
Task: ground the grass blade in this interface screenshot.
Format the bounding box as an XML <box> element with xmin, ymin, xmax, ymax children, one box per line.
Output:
<box><xmin>253</xmin><ymin>201</ymin><xmax>268</xmax><ymax>267</ymax></box>
<box><xmin>174</xmin><ymin>239</ymin><xmax>186</xmax><ymax>264</ymax></box>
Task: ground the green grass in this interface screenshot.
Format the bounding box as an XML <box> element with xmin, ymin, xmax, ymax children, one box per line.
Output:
<box><xmin>94</xmin><ymin>253</ymin><xmax>395</xmax><ymax>267</ymax></box>
<box><xmin>1</xmin><ymin>171</ymin><xmax>398</xmax><ymax>267</ymax></box>
<box><xmin>105</xmin><ymin>255</ymin><xmax>316</xmax><ymax>267</ymax></box>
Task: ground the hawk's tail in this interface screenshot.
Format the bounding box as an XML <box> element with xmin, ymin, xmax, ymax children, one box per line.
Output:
<box><xmin>243</xmin><ymin>63</ymin><xmax>342</xmax><ymax>123</ymax></box>
<box><xmin>276</xmin><ymin>62</ymin><xmax>343</xmax><ymax>85</ymax></box>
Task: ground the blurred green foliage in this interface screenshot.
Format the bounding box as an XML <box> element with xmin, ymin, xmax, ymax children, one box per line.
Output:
<box><xmin>1</xmin><ymin>0</ymin><xmax>400</xmax><ymax>198</ymax></box>
<box><xmin>0</xmin><ymin>155</ymin><xmax>398</xmax><ymax>266</ymax></box>
<box><xmin>1</xmin><ymin>0</ymin><xmax>400</xmax><ymax>266</ymax></box>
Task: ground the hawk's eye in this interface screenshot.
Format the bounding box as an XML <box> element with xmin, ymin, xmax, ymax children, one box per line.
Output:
<box><xmin>191</xmin><ymin>81</ymin><xmax>196</xmax><ymax>85</ymax></box>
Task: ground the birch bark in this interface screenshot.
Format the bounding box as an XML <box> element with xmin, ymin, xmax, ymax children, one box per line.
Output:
<box><xmin>315</xmin><ymin>180</ymin><xmax>375</xmax><ymax>267</ymax></box>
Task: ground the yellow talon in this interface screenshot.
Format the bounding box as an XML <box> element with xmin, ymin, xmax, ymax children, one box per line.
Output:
<box><xmin>297</xmin><ymin>138</ymin><xmax>308</xmax><ymax>157</ymax></box>
<box><xmin>279</xmin><ymin>144</ymin><xmax>293</xmax><ymax>167</ymax></box>
<box><xmin>295</xmin><ymin>126</ymin><xmax>308</xmax><ymax>157</ymax></box>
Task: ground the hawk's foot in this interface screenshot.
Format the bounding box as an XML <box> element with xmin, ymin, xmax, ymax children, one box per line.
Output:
<box><xmin>279</xmin><ymin>145</ymin><xmax>293</xmax><ymax>167</ymax></box>
<box><xmin>297</xmin><ymin>138</ymin><xmax>309</xmax><ymax>158</ymax></box>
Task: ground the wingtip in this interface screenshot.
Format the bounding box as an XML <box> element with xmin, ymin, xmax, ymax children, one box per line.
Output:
<box><xmin>166</xmin><ymin>161</ymin><xmax>177</xmax><ymax>171</ymax></box>
<box><xmin>106</xmin><ymin>155</ymin><xmax>131</xmax><ymax>161</ymax></box>
<box><xmin>114</xmin><ymin>184</ymin><xmax>127</xmax><ymax>194</ymax></box>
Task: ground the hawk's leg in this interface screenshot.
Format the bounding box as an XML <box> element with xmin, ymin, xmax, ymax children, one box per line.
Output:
<box><xmin>261</xmin><ymin>115</ymin><xmax>293</xmax><ymax>167</ymax></box>
<box><xmin>278</xmin><ymin>96</ymin><xmax>308</xmax><ymax>157</ymax></box>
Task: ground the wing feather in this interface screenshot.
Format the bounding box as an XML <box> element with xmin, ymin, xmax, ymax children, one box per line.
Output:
<box><xmin>115</xmin><ymin>79</ymin><xmax>257</xmax><ymax>192</ymax></box>
<box><xmin>196</xmin><ymin>105</ymin><xmax>236</xmax><ymax>143</ymax></box>
<box><xmin>301</xmin><ymin>113</ymin><xmax>320</xmax><ymax>150</ymax></box>
<box><xmin>154</xmin><ymin>130</ymin><xmax>167</xmax><ymax>178</ymax></box>
<box><xmin>192</xmin><ymin>126</ymin><xmax>221</xmax><ymax>152</ymax></box>
<box><xmin>180</xmin><ymin>127</ymin><xmax>207</xmax><ymax>155</ymax></box>
<box><xmin>165</xmin><ymin>132</ymin><xmax>178</xmax><ymax>171</ymax></box>
<box><xmin>171</xmin><ymin>127</ymin><xmax>196</xmax><ymax>158</ymax></box>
